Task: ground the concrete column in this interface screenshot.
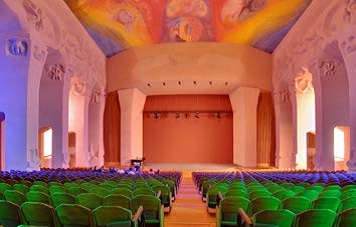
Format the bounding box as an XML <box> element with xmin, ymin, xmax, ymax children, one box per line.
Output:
<box><xmin>118</xmin><ymin>88</ymin><xmax>146</xmax><ymax>166</ymax></box>
<box><xmin>343</xmin><ymin>51</ymin><xmax>356</xmax><ymax>171</ymax></box>
<box><xmin>68</xmin><ymin>80</ymin><xmax>90</xmax><ymax>167</ymax></box>
<box><xmin>0</xmin><ymin>32</ymin><xmax>31</xmax><ymax>170</ymax></box>
<box><xmin>229</xmin><ymin>87</ymin><xmax>260</xmax><ymax>167</ymax></box>
<box><xmin>88</xmin><ymin>89</ymin><xmax>106</xmax><ymax>167</ymax></box>
<box><xmin>27</xmin><ymin>40</ymin><xmax>48</xmax><ymax>170</ymax></box>
<box><xmin>273</xmin><ymin>89</ymin><xmax>295</xmax><ymax>169</ymax></box>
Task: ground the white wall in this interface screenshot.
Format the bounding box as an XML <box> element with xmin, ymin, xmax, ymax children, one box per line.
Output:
<box><xmin>229</xmin><ymin>87</ymin><xmax>260</xmax><ymax>167</ymax></box>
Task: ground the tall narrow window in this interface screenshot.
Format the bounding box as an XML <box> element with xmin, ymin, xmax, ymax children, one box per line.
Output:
<box><xmin>43</xmin><ymin>128</ymin><xmax>53</xmax><ymax>157</ymax></box>
<box><xmin>0</xmin><ymin>112</ymin><xmax>4</xmax><ymax>170</ymax></box>
<box><xmin>334</xmin><ymin>127</ymin><xmax>345</xmax><ymax>161</ymax></box>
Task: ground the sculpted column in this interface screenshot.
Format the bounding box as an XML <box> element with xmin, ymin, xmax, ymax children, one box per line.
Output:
<box><xmin>27</xmin><ymin>40</ymin><xmax>48</xmax><ymax>170</ymax></box>
<box><xmin>88</xmin><ymin>88</ymin><xmax>106</xmax><ymax>167</ymax></box>
<box><xmin>0</xmin><ymin>32</ymin><xmax>31</xmax><ymax>170</ymax></box>
<box><xmin>118</xmin><ymin>88</ymin><xmax>146</xmax><ymax>166</ymax></box>
<box><xmin>229</xmin><ymin>87</ymin><xmax>260</xmax><ymax>167</ymax></box>
<box><xmin>341</xmin><ymin>37</ymin><xmax>356</xmax><ymax>172</ymax></box>
<box><xmin>290</xmin><ymin>68</ymin><xmax>316</xmax><ymax>170</ymax></box>
<box><xmin>273</xmin><ymin>88</ymin><xmax>295</xmax><ymax>169</ymax></box>
<box><xmin>68</xmin><ymin>80</ymin><xmax>90</xmax><ymax>167</ymax></box>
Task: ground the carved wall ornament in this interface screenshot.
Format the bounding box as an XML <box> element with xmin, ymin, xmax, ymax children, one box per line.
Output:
<box><xmin>23</xmin><ymin>0</ymin><xmax>44</xmax><ymax>32</ymax></box>
<box><xmin>273</xmin><ymin>89</ymin><xmax>290</xmax><ymax>104</ymax></box>
<box><xmin>341</xmin><ymin>35</ymin><xmax>356</xmax><ymax>55</ymax></box>
<box><xmin>6</xmin><ymin>38</ymin><xmax>28</xmax><ymax>56</ymax></box>
<box><xmin>91</xmin><ymin>90</ymin><xmax>105</xmax><ymax>104</ymax></box>
<box><xmin>293</xmin><ymin>67</ymin><xmax>314</xmax><ymax>94</ymax></box>
<box><xmin>27</xmin><ymin>148</ymin><xmax>40</xmax><ymax>170</ymax></box>
<box><xmin>319</xmin><ymin>61</ymin><xmax>337</xmax><ymax>77</ymax></box>
<box><xmin>32</xmin><ymin>45</ymin><xmax>46</xmax><ymax>62</ymax></box>
<box><xmin>347</xmin><ymin>147</ymin><xmax>356</xmax><ymax>171</ymax></box>
<box><xmin>46</xmin><ymin>64</ymin><xmax>65</xmax><ymax>80</ymax></box>
<box><xmin>72</xmin><ymin>81</ymin><xmax>88</xmax><ymax>96</ymax></box>
<box><xmin>345</xmin><ymin>0</ymin><xmax>356</xmax><ymax>23</ymax></box>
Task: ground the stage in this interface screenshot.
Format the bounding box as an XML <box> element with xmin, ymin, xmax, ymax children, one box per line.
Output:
<box><xmin>143</xmin><ymin>163</ymin><xmax>242</xmax><ymax>171</ymax></box>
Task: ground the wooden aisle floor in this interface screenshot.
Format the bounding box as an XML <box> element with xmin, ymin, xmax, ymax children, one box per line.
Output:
<box><xmin>164</xmin><ymin>171</ymin><xmax>216</xmax><ymax>226</ymax></box>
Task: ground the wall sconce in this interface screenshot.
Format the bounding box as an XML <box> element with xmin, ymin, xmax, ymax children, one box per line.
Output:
<box><xmin>175</xmin><ymin>112</ymin><xmax>180</xmax><ymax>118</ymax></box>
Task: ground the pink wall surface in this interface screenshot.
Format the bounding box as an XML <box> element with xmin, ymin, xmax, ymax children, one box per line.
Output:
<box><xmin>143</xmin><ymin>95</ymin><xmax>233</xmax><ymax>163</ymax></box>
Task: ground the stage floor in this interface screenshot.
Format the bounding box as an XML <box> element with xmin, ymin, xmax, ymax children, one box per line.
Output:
<box><xmin>143</xmin><ymin>163</ymin><xmax>239</xmax><ymax>171</ymax></box>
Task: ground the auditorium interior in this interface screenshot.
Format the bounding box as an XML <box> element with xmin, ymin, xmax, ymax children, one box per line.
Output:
<box><xmin>0</xmin><ymin>0</ymin><xmax>356</xmax><ymax>226</ymax></box>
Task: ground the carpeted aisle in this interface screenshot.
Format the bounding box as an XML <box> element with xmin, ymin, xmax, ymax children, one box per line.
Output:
<box><xmin>164</xmin><ymin>171</ymin><xmax>215</xmax><ymax>226</ymax></box>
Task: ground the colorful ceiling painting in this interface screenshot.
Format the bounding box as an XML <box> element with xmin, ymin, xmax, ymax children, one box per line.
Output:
<box><xmin>65</xmin><ymin>0</ymin><xmax>312</xmax><ymax>56</ymax></box>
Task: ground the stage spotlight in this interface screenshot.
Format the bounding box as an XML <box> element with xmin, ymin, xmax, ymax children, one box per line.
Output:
<box><xmin>195</xmin><ymin>112</ymin><xmax>200</xmax><ymax>119</ymax></box>
<box><xmin>175</xmin><ymin>112</ymin><xmax>180</xmax><ymax>118</ymax></box>
<box><xmin>154</xmin><ymin>112</ymin><xmax>159</xmax><ymax>119</ymax></box>
<box><xmin>217</xmin><ymin>112</ymin><xmax>221</xmax><ymax>119</ymax></box>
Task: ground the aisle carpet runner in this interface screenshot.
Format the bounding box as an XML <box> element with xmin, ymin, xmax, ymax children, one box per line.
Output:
<box><xmin>164</xmin><ymin>171</ymin><xmax>215</xmax><ymax>226</ymax></box>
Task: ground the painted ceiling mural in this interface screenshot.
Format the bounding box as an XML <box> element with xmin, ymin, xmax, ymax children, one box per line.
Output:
<box><xmin>65</xmin><ymin>0</ymin><xmax>312</xmax><ymax>56</ymax></box>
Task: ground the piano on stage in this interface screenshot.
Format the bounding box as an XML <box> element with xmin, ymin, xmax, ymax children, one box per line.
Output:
<box><xmin>130</xmin><ymin>157</ymin><xmax>145</xmax><ymax>166</ymax></box>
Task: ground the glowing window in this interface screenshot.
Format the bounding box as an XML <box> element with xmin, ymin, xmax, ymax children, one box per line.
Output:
<box><xmin>334</xmin><ymin>127</ymin><xmax>345</xmax><ymax>161</ymax></box>
<box><xmin>43</xmin><ymin>128</ymin><xmax>52</xmax><ymax>157</ymax></box>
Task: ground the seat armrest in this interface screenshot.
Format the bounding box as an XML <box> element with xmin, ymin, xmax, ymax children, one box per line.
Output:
<box><xmin>159</xmin><ymin>205</ymin><xmax>164</xmax><ymax>227</ymax></box>
<box><xmin>156</xmin><ymin>190</ymin><xmax>162</xmax><ymax>198</ymax></box>
<box><xmin>132</xmin><ymin>205</ymin><xmax>143</xmax><ymax>222</ymax></box>
<box><xmin>238</xmin><ymin>208</ymin><xmax>252</xmax><ymax>226</ymax></box>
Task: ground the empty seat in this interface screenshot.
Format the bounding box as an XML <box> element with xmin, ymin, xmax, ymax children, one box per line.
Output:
<box><xmin>252</xmin><ymin>209</ymin><xmax>295</xmax><ymax>227</ymax></box>
<box><xmin>56</xmin><ymin>204</ymin><xmax>93</xmax><ymax>227</ymax></box>
<box><xmin>294</xmin><ymin>209</ymin><xmax>337</xmax><ymax>227</ymax></box>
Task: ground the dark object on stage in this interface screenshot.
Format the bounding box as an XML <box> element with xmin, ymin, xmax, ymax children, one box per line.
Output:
<box><xmin>130</xmin><ymin>157</ymin><xmax>145</xmax><ymax>166</ymax></box>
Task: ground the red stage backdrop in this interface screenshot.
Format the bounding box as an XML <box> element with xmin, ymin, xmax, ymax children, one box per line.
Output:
<box><xmin>143</xmin><ymin>95</ymin><xmax>233</xmax><ymax>163</ymax></box>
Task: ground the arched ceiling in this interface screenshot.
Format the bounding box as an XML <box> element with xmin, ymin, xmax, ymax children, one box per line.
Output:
<box><xmin>65</xmin><ymin>0</ymin><xmax>312</xmax><ymax>57</ymax></box>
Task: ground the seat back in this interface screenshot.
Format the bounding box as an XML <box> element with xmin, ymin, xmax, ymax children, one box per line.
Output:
<box><xmin>93</xmin><ymin>206</ymin><xmax>132</xmax><ymax>227</ymax></box>
<box><xmin>51</xmin><ymin>193</ymin><xmax>76</xmax><ymax>208</ymax></box>
<box><xmin>251</xmin><ymin>196</ymin><xmax>281</xmax><ymax>215</ymax></box>
<box><xmin>30</xmin><ymin>185</ymin><xmax>48</xmax><ymax>194</ymax></box>
<box><xmin>13</xmin><ymin>184</ymin><xmax>29</xmax><ymax>194</ymax></box>
<box><xmin>4</xmin><ymin>190</ymin><xmax>26</xmax><ymax>206</ymax></box>
<box><xmin>296</xmin><ymin>190</ymin><xmax>319</xmax><ymax>201</ymax></box>
<box><xmin>311</xmin><ymin>197</ymin><xmax>340</xmax><ymax>212</ymax></box>
<box><xmin>253</xmin><ymin>209</ymin><xmax>295</xmax><ymax>227</ymax></box>
<box><xmin>272</xmin><ymin>190</ymin><xmax>296</xmax><ymax>201</ymax></box>
<box><xmin>103</xmin><ymin>194</ymin><xmax>131</xmax><ymax>210</ymax></box>
<box><xmin>0</xmin><ymin>183</ymin><xmax>12</xmax><ymax>193</ymax></box>
<box><xmin>0</xmin><ymin>200</ymin><xmax>23</xmax><ymax>227</ymax></box>
<box><xmin>110</xmin><ymin>188</ymin><xmax>132</xmax><ymax>198</ymax></box>
<box><xmin>68</xmin><ymin>187</ymin><xmax>88</xmax><ymax>196</ymax></box>
<box><xmin>249</xmin><ymin>190</ymin><xmax>272</xmax><ymax>201</ymax></box>
<box><xmin>339</xmin><ymin>196</ymin><xmax>356</xmax><ymax>212</ymax></box>
<box><xmin>217</xmin><ymin>196</ymin><xmax>250</xmax><ymax>226</ymax></box>
<box><xmin>49</xmin><ymin>186</ymin><xmax>67</xmax><ymax>195</ymax></box>
<box><xmin>294</xmin><ymin>209</ymin><xmax>337</xmax><ymax>227</ymax></box>
<box><xmin>336</xmin><ymin>208</ymin><xmax>356</xmax><ymax>227</ymax></box>
<box><xmin>132</xmin><ymin>195</ymin><xmax>162</xmax><ymax>222</ymax></box>
<box><xmin>26</xmin><ymin>191</ymin><xmax>51</xmax><ymax>205</ymax></box>
<box><xmin>340</xmin><ymin>189</ymin><xmax>356</xmax><ymax>200</ymax></box>
<box><xmin>89</xmin><ymin>187</ymin><xmax>110</xmax><ymax>198</ymax></box>
<box><xmin>282</xmin><ymin>196</ymin><xmax>311</xmax><ymax>214</ymax></box>
<box><xmin>77</xmin><ymin>193</ymin><xmax>103</xmax><ymax>210</ymax></box>
<box><xmin>56</xmin><ymin>204</ymin><xmax>93</xmax><ymax>227</ymax></box>
<box><xmin>21</xmin><ymin>202</ymin><xmax>58</xmax><ymax>227</ymax></box>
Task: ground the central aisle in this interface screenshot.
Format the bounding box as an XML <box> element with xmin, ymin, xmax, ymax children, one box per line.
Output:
<box><xmin>164</xmin><ymin>171</ymin><xmax>216</xmax><ymax>226</ymax></box>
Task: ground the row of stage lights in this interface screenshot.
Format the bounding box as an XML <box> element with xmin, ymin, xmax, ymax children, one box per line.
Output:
<box><xmin>143</xmin><ymin>111</ymin><xmax>232</xmax><ymax>119</ymax></box>
<box><xmin>147</xmin><ymin>81</ymin><xmax>230</xmax><ymax>87</ymax></box>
